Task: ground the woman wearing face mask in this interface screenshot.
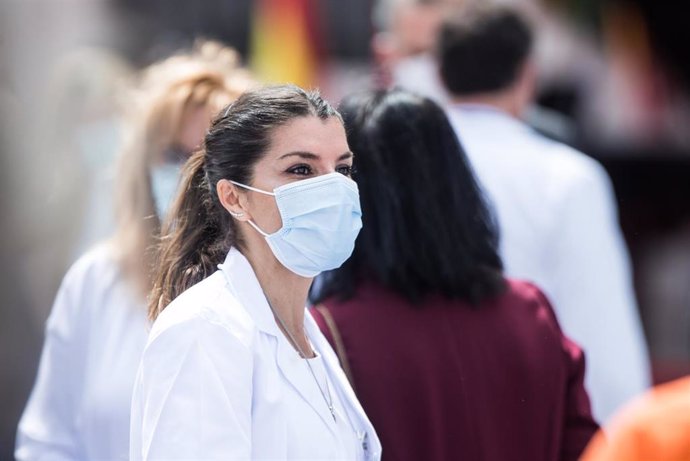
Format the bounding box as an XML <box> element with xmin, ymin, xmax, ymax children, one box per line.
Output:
<box><xmin>130</xmin><ymin>85</ymin><xmax>381</xmax><ymax>460</ymax></box>
<box><xmin>15</xmin><ymin>41</ymin><xmax>253</xmax><ymax>461</ymax></box>
<box><xmin>310</xmin><ymin>89</ymin><xmax>599</xmax><ymax>461</ymax></box>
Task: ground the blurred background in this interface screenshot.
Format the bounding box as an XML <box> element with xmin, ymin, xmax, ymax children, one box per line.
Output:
<box><xmin>0</xmin><ymin>0</ymin><xmax>689</xmax><ymax>458</ymax></box>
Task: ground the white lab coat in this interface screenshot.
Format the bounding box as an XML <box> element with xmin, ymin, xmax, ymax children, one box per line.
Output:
<box><xmin>129</xmin><ymin>247</ymin><xmax>381</xmax><ymax>461</ymax></box>
<box><xmin>16</xmin><ymin>245</ymin><xmax>148</xmax><ymax>461</ymax></box>
<box><xmin>448</xmin><ymin>104</ymin><xmax>651</xmax><ymax>422</ymax></box>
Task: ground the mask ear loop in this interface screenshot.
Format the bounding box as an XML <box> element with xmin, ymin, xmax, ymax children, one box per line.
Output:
<box><xmin>229</xmin><ymin>180</ymin><xmax>275</xmax><ymax>237</ymax></box>
<box><xmin>229</xmin><ymin>180</ymin><xmax>275</xmax><ymax>196</ymax></box>
<box><xmin>245</xmin><ymin>219</ymin><xmax>270</xmax><ymax>237</ymax></box>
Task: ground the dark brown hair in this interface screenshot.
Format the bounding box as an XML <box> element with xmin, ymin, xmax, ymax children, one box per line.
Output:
<box><xmin>438</xmin><ymin>5</ymin><xmax>533</xmax><ymax>96</ymax></box>
<box><xmin>149</xmin><ymin>85</ymin><xmax>340</xmax><ymax>320</ymax></box>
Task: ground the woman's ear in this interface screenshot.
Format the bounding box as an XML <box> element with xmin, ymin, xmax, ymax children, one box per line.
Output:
<box><xmin>217</xmin><ymin>179</ymin><xmax>251</xmax><ymax>221</ymax></box>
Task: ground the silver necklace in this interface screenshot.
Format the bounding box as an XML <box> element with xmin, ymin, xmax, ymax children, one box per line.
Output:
<box><xmin>268</xmin><ymin>301</ymin><xmax>336</xmax><ymax>422</ymax></box>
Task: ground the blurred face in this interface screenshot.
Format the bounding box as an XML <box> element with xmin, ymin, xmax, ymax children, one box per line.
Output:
<box><xmin>159</xmin><ymin>104</ymin><xmax>213</xmax><ymax>165</ymax></box>
<box><xmin>239</xmin><ymin>115</ymin><xmax>353</xmax><ymax>235</ymax></box>
<box><xmin>150</xmin><ymin>104</ymin><xmax>216</xmax><ymax>219</ymax></box>
<box><xmin>392</xmin><ymin>3</ymin><xmax>444</xmax><ymax>56</ymax></box>
<box><xmin>176</xmin><ymin>104</ymin><xmax>213</xmax><ymax>153</ymax></box>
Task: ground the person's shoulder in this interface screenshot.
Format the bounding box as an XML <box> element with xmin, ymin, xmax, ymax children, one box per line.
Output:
<box><xmin>532</xmin><ymin>135</ymin><xmax>609</xmax><ymax>185</ymax></box>
<box><xmin>47</xmin><ymin>243</ymin><xmax>135</xmax><ymax>333</ymax></box>
<box><xmin>148</xmin><ymin>271</ymin><xmax>256</xmax><ymax>351</ymax></box>
<box><xmin>495</xmin><ymin>279</ymin><xmax>588</xmax><ymax>369</ymax></box>
<box><xmin>62</xmin><ymin>243</ymin><xmax>119</xmax><ymax>286</ymax></box>
<box><xmin>498</xmin><ymin>279</ymin><xmax>561</xmax><ymax>330</ymax></box>
<box><xmin>500</xmin><ymin>278</ymin><xmax>548</xmax><ymax>303</ymax></box>
<box><xmin>512</xmin><ymin>132</ymin><xmax>615</xmax><ymax>212</ymax></box>
<box><xmin>55</xmin><ymin>243</ymin><xmax>125</xmax><ymax>311</ymax></box>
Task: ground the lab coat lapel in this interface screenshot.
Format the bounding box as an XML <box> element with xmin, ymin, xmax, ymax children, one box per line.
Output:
<box><xmin>219</xmin><ymin>248</ymin><xmax>280</xmax><ymax>336</ymax></box>
<box><xmin>219</xmin><ymin>249</ymin><xmax>338</xmax><ymax>437</ymax></box>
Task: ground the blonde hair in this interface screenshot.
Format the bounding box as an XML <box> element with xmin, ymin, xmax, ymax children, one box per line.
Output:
<box><xmin>111</xmin><ymin>40</ymin><xmax>256</xmax><ymax>296</ymax></box>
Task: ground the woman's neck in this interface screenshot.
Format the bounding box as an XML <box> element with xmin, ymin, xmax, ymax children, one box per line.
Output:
<box><xmin>241</xmin><ymin>239</ymin><xmax>314</xmax><ymax>355</ymax></box>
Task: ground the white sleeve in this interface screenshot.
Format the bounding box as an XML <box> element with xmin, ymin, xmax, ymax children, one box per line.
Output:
<box><xmin>547</xmin><ymin>161</ymin><xmax>651</xmax><ymax>422</ymax></box>
<box><xmin>15</xmin><ymin>265</ymin><xmax>89</xmax><ymax>461</ymax></box>
<box><xmin>130</xmin><ymin>316</ymin><xmax>254</xmax><ymax>461</ymax></box>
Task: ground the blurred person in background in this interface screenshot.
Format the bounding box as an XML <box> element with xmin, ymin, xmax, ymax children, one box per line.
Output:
<box><xmin>312</xmin><ymin>88</ymin><xmax>599</xmax><ymax>461</ymax></box>
<box><xmin>437</xmin><ymin>5</ymin><xmax>650</xmax><ymax>422</ymax></box>
<box><xmin>580</xmin><ymin>375</ymin><xmax>690</xmax><ymax>460</ymax></box>
<box><xmin>372</xmin><ymin>0</ymin><xmax>581</xmax><ymax>146</ymax></box>
<box><xmin>371</xmin><ymin>0</ymin><xmax>452</xmax><ymax>102</ymax></box>
<box><xmin>15</xmin><ymin>40</ymin><xmax>254</xmax><ymax>461</ymax></box>
<box><xmin>132</xmin><ymin>85</ymin><xmax>380</xmax><ymax>460</ymax></box>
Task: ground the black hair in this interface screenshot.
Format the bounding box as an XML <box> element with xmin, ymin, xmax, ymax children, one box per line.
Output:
<box><xmin>313</xmin><ymin>89</ymin><xmax>505</xmax><ymax>306</ymax></box>
<box><xmin>438</xmin><ymin>6</ymin><xmax>533</xmax><ymax>96</ymax></box>
<box><xmin>151</xmin><ymin>84</ymin><xmax>340</xmax><ymax>319</ymax></box>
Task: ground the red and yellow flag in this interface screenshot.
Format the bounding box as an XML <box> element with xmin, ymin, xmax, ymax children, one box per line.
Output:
<box><xmin>250</xmin><ymin>0</ymin><xmax>321</xmax><ymax>89</ymax></box>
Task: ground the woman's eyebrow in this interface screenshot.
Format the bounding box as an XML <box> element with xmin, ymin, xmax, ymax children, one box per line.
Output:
<box><xmin>278</xmin><ymin>151</ymin><xmax>319</xmax><ymax>160</ymax></box>
<box><xmin>278</xmin><ymin>151</ymin><xmax>354</xmax><ymax>160</ymax></box>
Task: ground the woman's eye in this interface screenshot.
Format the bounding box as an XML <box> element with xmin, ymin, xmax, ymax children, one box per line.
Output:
<box><xmin>336</xmin><ymin>165</ymin><xmax>354</xmax><ymax>177</ymax></box>
<box><xmin>288</xmin><ymin>164</ymin><xmax>312</xmax><ymax>176</ymax></box>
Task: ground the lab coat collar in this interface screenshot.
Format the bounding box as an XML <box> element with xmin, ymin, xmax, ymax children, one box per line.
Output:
<box><xmin>218</xmin><ymin>247</ymin><xmax>280</xmax><ymax>337</ymax></box>
<box><xmin>452</xmin><ymin>102</ymin><xmax>510</xmax><ymax>114</ymax></box>
<box><xmin>218</xmin><ymin>248</ymin><xmax>341</xmax><ymax>438</ymax></box>
<box><xmin>450</xmin><ymin>102</ymin><xmax>530</xmax><ymax>133</ymax></box>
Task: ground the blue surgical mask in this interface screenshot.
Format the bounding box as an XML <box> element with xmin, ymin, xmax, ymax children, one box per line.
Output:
<box><xmin>231</xmin><ymin>172</ymin><xmax>362</xmax><ymax>278</ymax></box>
<box><xmin>150</xmin><ymin>162</ymin><xmax>183</xmax><ymax>219</ymax></box>
<box><xmin>75</xmin><ymin>118</ymin><xmax>122</xmax><ymax>171</ymax></box>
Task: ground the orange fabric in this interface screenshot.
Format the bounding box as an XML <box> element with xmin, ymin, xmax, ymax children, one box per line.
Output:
<box><xmin>580</xmin><ymin>377</ymin><xmax>690</xmax><ymax>461</ymax></box>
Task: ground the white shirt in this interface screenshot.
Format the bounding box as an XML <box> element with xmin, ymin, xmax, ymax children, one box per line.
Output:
<box><xmin>16</xmin><ymin>245</ymin><xmax>148</xmax><ymax>461</ymax></box>
<box><xmin>448</xmin><ymin>104</ymin><xmax>651</xmax><ymax>422</ymax></box>
<box><xmin>303</xmin><ymin>353</ymin><xmax>361</xmax><ymax>459</ymax></box>
<box><xmin>129</xmin><ymin>247</ymin><xmax>381</xmax><ymax>461</ymax></box>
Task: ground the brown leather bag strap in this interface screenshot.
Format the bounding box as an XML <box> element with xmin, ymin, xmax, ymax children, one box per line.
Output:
<box><xmin>314</xmin><ymin>303</ymin><xmax>356</xmax><ymax>390</ymax></box>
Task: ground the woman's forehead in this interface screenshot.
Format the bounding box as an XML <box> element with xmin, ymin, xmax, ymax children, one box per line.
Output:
<box><xmin>265</xmin><ymin>116</ymin><xmax>349</xmax><ymax>160</ymax></box>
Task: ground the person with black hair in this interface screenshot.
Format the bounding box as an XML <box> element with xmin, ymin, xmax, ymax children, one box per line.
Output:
<box><xmin>311</xmin><ymin>88</ymin><xmax>599</xmax><ymax>461</ymax></box>
<box><xmin>130</xmin><ymin>85</ymin><xmax>381</xmax><ymax>460</ymax></box>
<box><xmin>437</xmin><ymin>5</ymin><xmax>650</xmax><ymax>422</ymax></box>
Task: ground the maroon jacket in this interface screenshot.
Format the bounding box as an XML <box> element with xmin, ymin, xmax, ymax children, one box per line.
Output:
<box><xmin>311</xmin><ymin>279</ymin><xmax>598</xmax><ymax>461</ymax></box>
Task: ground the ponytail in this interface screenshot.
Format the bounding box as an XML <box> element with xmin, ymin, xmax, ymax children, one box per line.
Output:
<box><xmin>148</xmin><ymin>149</ymin><xmax>233</xmax><ymax>320</ymax></box>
